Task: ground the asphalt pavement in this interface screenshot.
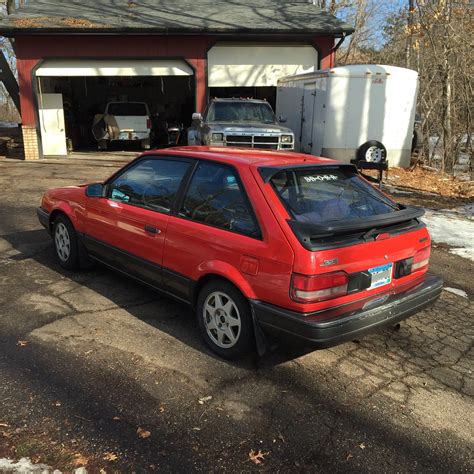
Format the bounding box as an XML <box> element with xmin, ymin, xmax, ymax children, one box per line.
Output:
<box><xmin>0</xmin><ymin>155</ymin><xmax>472</xmax><ymax>472</ymax></box>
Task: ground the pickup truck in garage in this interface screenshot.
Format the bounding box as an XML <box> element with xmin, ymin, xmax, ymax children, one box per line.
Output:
<box><xmin>188</xmin><ymin>98</ymin><xmax>295</xmax><ymax>150</ymax></box>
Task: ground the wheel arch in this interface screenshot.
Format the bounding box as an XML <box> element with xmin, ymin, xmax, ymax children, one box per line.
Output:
<box><xmin>49</xmin><ymin>205</ymin><xmax>76</xmax><ymax>233</ymax></box>
<box><xmin>192</xmin><ymin>264</ymin><xmax>257</xmax><ymax>309</ymax></box>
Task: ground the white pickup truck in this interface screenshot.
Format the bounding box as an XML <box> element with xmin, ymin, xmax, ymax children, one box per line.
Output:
<box><xmin>93</xmin><ymin>101</ymin><xmax>152</xmax><ymax>150</ymax></box>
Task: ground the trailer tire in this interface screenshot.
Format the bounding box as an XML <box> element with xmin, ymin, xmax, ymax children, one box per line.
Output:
<box><xmin>356</xmin><ymin>140</ymin><xmax>387</xmax><ymax>164</ymax></box>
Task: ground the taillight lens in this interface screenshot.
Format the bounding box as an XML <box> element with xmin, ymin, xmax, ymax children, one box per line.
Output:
<box><xmin>412</xmin><ymin>246</ymin><xmax>430</xmax><ymax>273</ymax></box>
<box><xmin>146</xmin><ymin>117</ymin><xmax>152</xmax><ymax>130</ymax></box>
<box><xmin>291</xmin><ymin>272</ymin><xmax>348</xmax><ymax>303</ymax></box>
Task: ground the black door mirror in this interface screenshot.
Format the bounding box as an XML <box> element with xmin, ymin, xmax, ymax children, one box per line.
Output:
<box><xmin>86</xmin><ymin>183</ymin><xmax>104</xmax><ymax>197</ymax></box>
<box><xmin>278</xmin><ymin>115</ymin><xmax>287</xmax><ymax>123</ymax></box>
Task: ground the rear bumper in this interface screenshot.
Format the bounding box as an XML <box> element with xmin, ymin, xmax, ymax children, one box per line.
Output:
<box><xmin>37</xmin><ymin>207</ymin><xmax>50</xmax><ymax>232</ymax></box>
<box><xmin>252</xmin><ymin>274</ymin><xmax>443</xmax><ymax>349</ymax></box>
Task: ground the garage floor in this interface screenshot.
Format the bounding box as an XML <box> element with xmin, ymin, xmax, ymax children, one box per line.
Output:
<box><xmin>0</xmin><ymin>157</ymin><xmax>472</xmax><ymax>471</ymax></box>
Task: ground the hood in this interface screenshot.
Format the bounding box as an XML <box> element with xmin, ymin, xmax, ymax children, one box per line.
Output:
<box><xmin>207</xmin><ymin>122</ymin><xmax>293</xmax><ymax>134</ymax></box>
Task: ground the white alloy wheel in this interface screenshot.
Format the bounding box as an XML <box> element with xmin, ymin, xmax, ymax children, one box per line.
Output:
<box><xmin>203</xmin><ymin>291</ymin><xmax>242</xmax><ymax>348</ymax></box>
<box><xmin>54</xmin><ymin>222</ymin><xmax>71</xmax><ymax>262</ymax></box>
<box><xmin>365</xmin><ymin>145</ymin><xmax>384</xmax><ymax>163</ymax></box>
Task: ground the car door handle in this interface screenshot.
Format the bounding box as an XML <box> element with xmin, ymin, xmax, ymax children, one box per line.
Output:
<box><xmin>144</xmin><ymin>225</ymin><xmax>161</xmax><ymax>234</ymax></box>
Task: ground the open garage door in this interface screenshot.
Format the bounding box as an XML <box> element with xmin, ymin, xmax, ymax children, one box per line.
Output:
<box><xmin>208</xmin><ymin>44</ymin><xmax>318</xmax><ymax>109</ymax></box>
<box><xmin>35</xmin><ymin>59</ymin><xmax>195</xmax><ymax>156</ymax></box>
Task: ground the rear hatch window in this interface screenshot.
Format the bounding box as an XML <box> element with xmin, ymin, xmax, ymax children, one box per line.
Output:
<box><xmin>272</xmin><ymin>167</ymin><xmax>396</xmax><ymax>222</ymax></box>
<box><xmin>267</xmin><ymin>166</ymin><xmax>424</xmax><ymax>250</ymax></box>
<box><xmin>108</xmin><ymin>103</ymin><xmax>147</xmax><ymax>116</ymax></box>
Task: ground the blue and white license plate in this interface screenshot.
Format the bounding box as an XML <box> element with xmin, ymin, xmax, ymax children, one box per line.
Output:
<box><xmin>368</xmin><ymin>263</ymin><xmax>393</xmax><ymax>289</ymax></box>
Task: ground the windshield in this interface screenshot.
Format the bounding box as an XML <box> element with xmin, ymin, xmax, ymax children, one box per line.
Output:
<box><xmin>107</xmin><ymin>103</ymin><xmax>147</xmax><ymax>116</ymax></box>
<box><xmin>206</xmin><ymin>102</ymin><xmax>276</xmax><ymax>123</ymax></box>
<box><xmin>271</xmin><ymin>168</ymin><xmax>397</xmax><ymax>224</ymax></box>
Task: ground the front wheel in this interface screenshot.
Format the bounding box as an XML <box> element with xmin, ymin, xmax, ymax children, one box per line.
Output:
<box><xmin>196</xmin><ymin>281</ymin><xmax>254</xmax><ymax>359</ymax></box>
<box><xmin>53</xmin><ymin>215</ymin><xmax>80</xmax><ymax>270</ymax></box>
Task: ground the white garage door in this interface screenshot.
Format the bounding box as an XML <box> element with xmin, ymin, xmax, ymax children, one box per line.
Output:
<box><xmin>208</xmin><ymin>44</ymin><xmax>318</xmax><ymax>88</ymax></box>
<box><xmin>36</xmin><ymin>59</ymin><xmax>194</xmax><ymax>77</ymax></box>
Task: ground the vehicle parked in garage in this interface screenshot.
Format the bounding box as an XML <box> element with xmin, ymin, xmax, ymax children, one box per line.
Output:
<box><xmin>188</xmin><ymin>98</ymin><xmax>294</xmax><ymax>150</ymax></box>
<box><xmin>37</xmin><ymin>147</ymin><xmax>442</xmax><ymax>359</ymax></box>
<box><xmin>92</xmin><ymin>101</ymin><xmax>152</xmax><ymax>150</ymax></box>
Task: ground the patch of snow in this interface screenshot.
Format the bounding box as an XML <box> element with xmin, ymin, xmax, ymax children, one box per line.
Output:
<box><xmin>443</xmin><ymin>287</ymin><xmax>468</xmax><ymax>298</ymax></box>
<box><xmin>0</xmin><ymin>457</ymin><xmax>53</xmax><ymax>473</ymax></box>
<box><xmin>389</xmin><ymin>188</ymin><xmax>413</xmax><ymax>195</ymax></box>
<box><xmin>422</xmin><ymin>206</ymin><xmax>474</xmax><ymax>261</ymax></box>
<box><xmin>0</xmin><ymin>121</ymin><xmax>18</xmax><ymax>128</ymax></box>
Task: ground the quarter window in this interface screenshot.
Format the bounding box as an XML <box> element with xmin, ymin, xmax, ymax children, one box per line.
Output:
<box><xmin>108</xmin><ymin>158</ymin><xmax>191</xmax><ymax>213</ymax></box>
<box><xmin>181</xmin><ymin>162</ymin><xmax>260</xmax><ymax>238</ymax></box>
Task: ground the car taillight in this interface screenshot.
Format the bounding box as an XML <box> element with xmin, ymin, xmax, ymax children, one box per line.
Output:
<box><xmin>412</xmin><ymin>246</ymin><xmax>430</xmax><ymax>273</ymax></box>
<box><xmin>146</xmin><ymin>117</ymin><xmax>151</xmax><ymax>130</ymax></box>
<box><xmin>290</xmin><ymin>272</ymin><xmax>348</xmax><ymax>303</ymax></box>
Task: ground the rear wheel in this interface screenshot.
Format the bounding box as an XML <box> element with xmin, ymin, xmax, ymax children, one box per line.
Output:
<box><xmin>197</xmin><ymin>281</ymin><xmax>254</xmax><ymax>359</ymax></box>
<box><xmin>53</xmin><ymin>215</ymin><xmax>80</xmax><ymax>270</ymax></box>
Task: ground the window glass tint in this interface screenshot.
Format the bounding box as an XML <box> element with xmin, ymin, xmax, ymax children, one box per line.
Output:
<box><xmin>109</xmin><ymin>158</ymin><xmax>190</xmax><ymax>213</ymax></box>
<box><xmin>107</xmin><ymin>103</ymin><xmax>147</xmax><ymax>116</ymax></box>
<box><xmin>206</xmin><ymin>102</ymin><xmax>276</xmax><ymax>123</ymax></box>
<box><xmin>181</xmin><ymin>162</ymin><xmax>260</xmax><ymax>237</ymax></box>
<box><xmin>271</xmin><ymin>168</ymin><xmax>397</xmax><ymax>224</ymax></box>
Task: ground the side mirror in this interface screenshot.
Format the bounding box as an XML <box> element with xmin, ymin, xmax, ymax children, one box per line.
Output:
<box><xmin>278</xmin><ymin>115</ymin><xmax>287</xmax><ymax>123</ymax></box>
<box><xmin>192</xmin><ymin>112</ymin><xmax>203</xmax><ymax>121</ymax></box>
<box><xmin>86</xmin><ymin>183</ymin><xmax>104</xmax><ymax>197</ymax></box>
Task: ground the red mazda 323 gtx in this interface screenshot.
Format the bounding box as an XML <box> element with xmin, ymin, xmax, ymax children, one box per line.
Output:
<box><xmin>37</xmin><ymin>147</ymin><xmax>443</xmax><ymax>358</ymax></box>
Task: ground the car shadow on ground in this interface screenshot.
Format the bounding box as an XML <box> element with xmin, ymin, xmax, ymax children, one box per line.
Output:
<box><xmin>2</xmin><ymin>228</ymin><xmax>318</xmax><ymax>368</ymax></box>
<box><xmin>1</xmin><ymin>228</ymin><xmax>472</xmax><ymax>470</ymax></box>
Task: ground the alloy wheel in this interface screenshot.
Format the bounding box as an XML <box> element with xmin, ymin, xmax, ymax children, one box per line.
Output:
<box><xmin>203</xmin><ymin>291</ymin><xmax>242</xmax><ymax>348</ymax></box>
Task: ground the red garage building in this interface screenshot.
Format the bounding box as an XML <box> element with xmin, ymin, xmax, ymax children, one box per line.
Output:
<box><xmin>0</xmin><ymin>0</ymin><xmax>353</xmax><ymax>159</ymax></box>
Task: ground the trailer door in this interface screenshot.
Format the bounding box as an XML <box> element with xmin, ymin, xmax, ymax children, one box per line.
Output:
<box><xmin>300</xmin><ymin>83</ymin><xmax>316</xmax><ymax>154</ymax></box>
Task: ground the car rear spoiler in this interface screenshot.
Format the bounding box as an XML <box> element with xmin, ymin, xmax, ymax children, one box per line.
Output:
<box><xmin>288</xmin><ymin>205</ymin><xmax>425</xmax><ymax>246</ymax></box>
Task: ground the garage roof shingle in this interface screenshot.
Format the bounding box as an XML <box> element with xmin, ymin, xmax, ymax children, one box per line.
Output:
<box><xmin>0</xmin><ymin>0</ymin><xmax>354</xmax><ymax>36</ymax></box>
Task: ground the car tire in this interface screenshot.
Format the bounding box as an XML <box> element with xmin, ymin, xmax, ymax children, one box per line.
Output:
<box><xmin>356</xmin><ymin>140</ymin><xmax>387</xmax><ymax>164</ymax></box>
<box><xmin>98</xmin><ymin>139</ymin><xmax>108</xmax><ymax>151</ymax></box>
<box><xmin>53</xmin><ymin>215</ymin><xmax>81</xmax><ymax>270</ymax></box>
<box><xmin>196</xmin><ymin>280</ymin><xmax>254</xmax><ymax>359</ymax></box>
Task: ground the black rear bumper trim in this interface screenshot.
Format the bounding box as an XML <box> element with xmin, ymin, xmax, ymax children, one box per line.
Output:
<box><xmin>251</xmin><ymin>274</ymin><xmax>443</xmax><ymax>348</ymax></box>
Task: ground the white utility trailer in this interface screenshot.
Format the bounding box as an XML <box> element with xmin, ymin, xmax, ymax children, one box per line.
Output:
<box><xmin>276</xmin><ymin>65</ymin><xmax>419</xmax><ymax>167</ymax></box>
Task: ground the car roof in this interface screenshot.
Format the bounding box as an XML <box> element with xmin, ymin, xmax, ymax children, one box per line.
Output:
<box><xmin>142</xmin><ymin>146</ymin><xmax>339</xmax><ymax>168</ymax></box>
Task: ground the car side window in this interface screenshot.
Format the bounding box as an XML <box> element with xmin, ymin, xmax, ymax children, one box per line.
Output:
<box><xmin>108</xmin><ymin>158</ymin><xmax>191</xmax><ymax>213</ymax></box>
<box><xmin>181</xmin><ymin>161</ymin><xmax>261</xmax><ymax>238</ymax></box>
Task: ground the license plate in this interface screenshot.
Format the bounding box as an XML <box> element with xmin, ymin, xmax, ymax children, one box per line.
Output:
<box><xmin>368</xmin><ymin>263</ymin><xmax>393</xmax><ymax>289</ymax></box>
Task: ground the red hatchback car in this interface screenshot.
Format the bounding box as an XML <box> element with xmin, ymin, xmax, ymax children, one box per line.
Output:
<box><xmin>38</xmin><ymin>147</ymin><xmax>442</xmax><ymax>358</ymax></box>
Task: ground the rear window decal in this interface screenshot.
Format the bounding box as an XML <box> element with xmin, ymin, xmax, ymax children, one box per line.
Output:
<box><xmin>303</xmin><ymin>174</ymin><xmax>338</xmax><ymax>182</ymax></box>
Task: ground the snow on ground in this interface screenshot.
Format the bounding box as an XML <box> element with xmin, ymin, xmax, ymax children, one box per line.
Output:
<box><xmin>443</xmin><ymin>287</ymin><xmax>468</xmax><ymax>298</ymax></box>
<box><xmin>0</xmin><ymin>457</ymin><xmax>54</xmax><ymax>473</ymax></box>
<box><xmin>422</xmin><ymin>204</ymin><xmax>474</xmax><ymax>261</ymax></box>
<box><xmin>0</xmin><ymin>121</ymin><xmax>19</xmax><ymax>128</ymax></box>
